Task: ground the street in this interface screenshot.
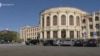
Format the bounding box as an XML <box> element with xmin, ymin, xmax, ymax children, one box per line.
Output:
<box><xmin>0</xmin><ymin>44</ymin><xmax>100</xmax><ymax>56</ymax></box>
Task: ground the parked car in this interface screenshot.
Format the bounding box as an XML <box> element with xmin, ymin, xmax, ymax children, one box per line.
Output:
<box><xmin>53</xmin><ymin>39</ymin><xmax>62</xmax><ymax>46</ymax></box>
<box><xmin>0</xmin><ymin>40</ymin><xmax>5</xmax><ymax>44</ymax></box>
<box><xmin>86</xmin><ymin>39</ymin><xmax>98</xmax><ymax>47</ymax></box>
<box><xmin>42</xmin><ymin>39</ymin><xmax>54</xmax><ymax>46</ymax></box>
<box><xmin>60</xmin><ymin>39</ymin><xmax>75</xmax><ymax>46</ymax></box>
<box><xmin>25</xmin><ymin>39</ymin><xmax>40</xmax><ymax>45</ymax></box>
<box><xmin>74</xmin><ymin>39</ymin><xmax>87</xmax><ymax>46</ymax></box>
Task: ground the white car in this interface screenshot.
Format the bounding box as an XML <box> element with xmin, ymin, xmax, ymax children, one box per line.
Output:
<box><xmin>53</xmin><ymin>39</ymin><xmax>74</xmax><ymax>46</ymax></box>
<box><xmin>53</xmin><ymin>40</ymin><xmax>62</xmax><ymax>46</ymax></box>
<box><xmin>60</xmin><ymin>39</ymin><xmax>74</xmax><ymax>46</ymax></box>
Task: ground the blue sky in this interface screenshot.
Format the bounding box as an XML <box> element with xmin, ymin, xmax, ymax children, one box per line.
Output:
<box><xmin>0</xmin><ymin>0</ymin><xmax>100</xmax><ymax>31</ymax></box>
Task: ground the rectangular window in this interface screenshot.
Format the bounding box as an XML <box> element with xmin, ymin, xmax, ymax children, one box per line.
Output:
<box><xmin>90</xmin><ymin>32</ymin><xmax>93</xmax><ymax>37</ymax></box>
<box><xmin>89</xmin><ymin>25</ymin><xmax>93</xmax><ymax>29</ymax></box>
<box><xmin>96</xmin><ymin>31</ymin><xmax>100</xmax><ymax>36</ymax></box>
<box><xmin>82</xmin><ymin>26</ymin><xmax>86</xmax><ymax>30</ymax></box>
<box><xmin>47</xmin><ymin>31</ymin><xmax>50</xmax><ymax>39</ymax></box>
<box><xmin>89</xmin><ymin>18</ymin><xmax>92</xmax><ymax>22</ymax></box>
<box><xmin>96</xmin><ymin>24</ymin><xmax>99</xmax><ymax>29</ymax></box>
<box><xmin>95</xmin><ymin>17</ymin><xmax>99</xmax><ymax>21</ymax></box>
<box><xmin>70</xmin><ymin>31</ymin><xmax>74</xmax><ymax>39</ymax></box>
<box><xmin>53</xmin><ymin>31</ymin><xmax>58</xmax><ymax>38</ymax></box>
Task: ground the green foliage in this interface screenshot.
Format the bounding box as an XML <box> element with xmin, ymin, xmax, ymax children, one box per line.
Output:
<box><xmin>0</xmin><ymin>30</ymin><xmax>18</xmax><ymax>42</ymax></box>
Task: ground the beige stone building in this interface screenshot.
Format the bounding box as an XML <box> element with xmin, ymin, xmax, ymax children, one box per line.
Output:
<box><xmin>19</xmin><ymin>7</ymin><xmax>100</xmax><ymax>40</ymax></box>
<box><xmin>39</xmin><ymin>7</ymin><xmax>88</xmax><ymax>39</ymax></box>
<box><xmin>19</xmin><ymin>25</ymin><xmax>39</xmax><ymax>41</ymax></box>
<box><xmin>82</xmin><ymin>11</ymin><xmax>100</xmax><ymax>39</ymax></box>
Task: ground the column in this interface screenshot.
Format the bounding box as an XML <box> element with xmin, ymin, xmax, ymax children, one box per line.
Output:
<box><xmin>80</xmin><ymin>30</ymin><xmax>82</xmax><ymax>39</ymax></box>
<box><xmin>74</xmin><ymin>15</ymin><xmax>76</xmax><ymax>26</ymax></box>
<box><xmin>74</xmin><ymin>30</ymin><xmax>77</xmax><ymax>39</ymax></box>
<box><xmin>66</xmin><ymin>13</ymin><xmax>68</xmax><ymax>26</ymax></box>
<box><xmin>40</xmin><ymin>16</ymin><xmax>42</xmax><ymax>28</ymax></box>
<box><xmin>92</xmin><ymin>12</ymin><xmax>97</xmax><ymax>39</ymax></box>
<box><xmin>58</xmin><ymin>30</ymin><xmax>61</xmax><ymax>39</ymax></box>
<box><xmin>44</xmin><ymin>15</ymin><xmax>47</xmax><ymax>27</ymax></box>
<box><xmin>67</xmin><ymin>31</ymin><xmax>70</xmax><ymax>38</ymax></box>
<box><xmin>58</xmin><ymin>13</ymin><xmax>61</xmax><ymax>26</ymax></box>
<box><xmin>40</xmin><ymin>32</ymin><xmax>43</xmax><ymax>39</ymax></box>
<box><xmin>44</xmin><ymin>31</ymin><xmax>47</xmax><ymax>39</ymax></box>
<box><xmin>50</xmin><ymin>30</ymin><xmax>53</xmax><ymax>39</ymax></box>
<box><xmin>66</xmin><ymin>30</ymin><xmax>68</xmax><ymax>38</ymax></box>
<box><xmin>79</xmin><ymin>30</ymin><xmax>80</xmax><ymax>39</ymax></box>
<box><xmin>50</xmin><ymin>14</ymin><xmax>53</xmax><ymax>27</ymax></box>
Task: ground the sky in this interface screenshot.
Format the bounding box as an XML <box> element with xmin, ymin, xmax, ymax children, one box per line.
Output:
<box><xmin>0</xmin><ymin>0</ymin><xmax>100</xmax><ymax>31</ymax></box>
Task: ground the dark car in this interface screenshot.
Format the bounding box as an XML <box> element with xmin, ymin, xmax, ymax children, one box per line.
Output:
<box><xmin>25</xmin><ymin>39</ymin><xmax>40</xmax><ymax>45</ymax></box>
<box><xmin>0</xmin><ymin>40</ymin><xmax>5</xmax><ymax>44</ymax></box>
<box><xmin>74</xmin><ymin>39</ymin><xmax>87</xmax><ymax>46</ymax></box>
<box><xmin>42</xmin><ymin>39</ymin><xmax>54</xmax><ymax>46</ymax></box>
<box><xmin>86</xmin><ymin>39</ymin><xmax>98</xmax><ymax>47</ymax></box>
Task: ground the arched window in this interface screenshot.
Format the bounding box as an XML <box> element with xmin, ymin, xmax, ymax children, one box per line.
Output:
<box><xmin>53</xmin><ymin>15</ymin><xmax>57</xmax><ymax>25</ymax></box>
<box><xmin>69</xmin><ymin>15</ymin><xmax>74</xmax><ymax>25</ymax></box>
<box><xmin>61</xmin><ymin>15</ymin><xmax>66</xmax><ymax>25</ymax></box>
<box><xmin>76</xmin><ymin>16</ymin><xmax>80</xmax><ymax>26</ymax></box>
<box><xmin>46</xmin><ymin>16</ymin><xmax>50</xmax><ymax>26</ymax></box>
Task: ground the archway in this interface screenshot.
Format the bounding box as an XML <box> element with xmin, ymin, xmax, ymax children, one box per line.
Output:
<box><xmin>61</xmin><ymin>29</ymin><xmax>66</xmax><ymax>39</ymax></box>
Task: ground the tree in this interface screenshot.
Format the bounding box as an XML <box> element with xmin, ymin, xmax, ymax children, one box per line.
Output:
<box><xmin>0</xmin><ymin>30</ymin><xmax>18</xmax><ymax>42</ymax></box>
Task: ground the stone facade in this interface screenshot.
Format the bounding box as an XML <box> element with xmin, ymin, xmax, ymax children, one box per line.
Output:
<box><xmin>19</xmin><ymin>25</ymin><xmax>39</xmax><ymax>41</ymax></box>
<box><xmin>19</xmin><ymin>7</ymin><xmax>100</xmax><ymax>40</ymax></box>
<box><xmin>39</xmin><ymin>7</ymin><xmax>88</xmax><ymax>39</ymax></box>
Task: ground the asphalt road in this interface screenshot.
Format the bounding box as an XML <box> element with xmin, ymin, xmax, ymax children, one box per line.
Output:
<box><xmin>0</xmin><ymin>44</ymin><xmax>100</xmax><ymax>56</ymax></box>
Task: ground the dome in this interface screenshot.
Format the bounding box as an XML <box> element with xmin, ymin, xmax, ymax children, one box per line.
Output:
<box><xmin>40</xmin><ymin>7</ymin><xmax>88</xmax><ymax>15</ymax></box>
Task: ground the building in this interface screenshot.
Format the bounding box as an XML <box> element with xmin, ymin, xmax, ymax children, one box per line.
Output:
<box><xmin>83</xmin><ymin>11</ymin><xmax>100</xmax><ymax>39</ymax></box>
<box><xmin>39</xmin><ymin>7</ymin><xmax>88</xmax><ymax>39</ymax></box>
<box><xmin>19</xmin><ymin>25</ymin><xmax>39</xmax><ymax>41</ymax></box>
<box><xmin>19</xmin><ymin>7</ymin><xmax>100</xmax><ymax>40</ymax></box>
